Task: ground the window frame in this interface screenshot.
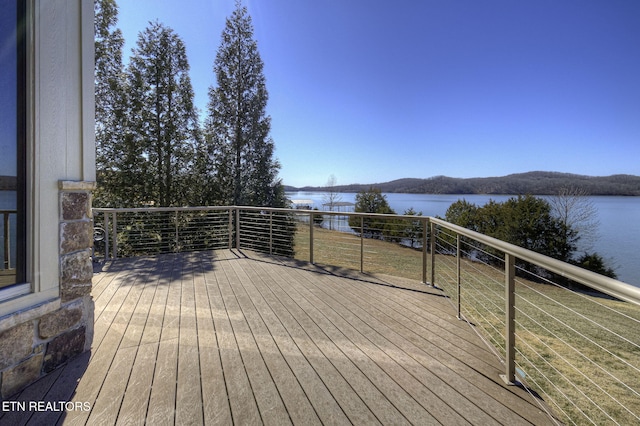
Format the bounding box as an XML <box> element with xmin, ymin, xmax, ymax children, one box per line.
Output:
<box><xmin>15</xmin><ymin>0</ymin><xmax>27</xmax><ymax>285</ymax></box>
<box><xmin>0</xmin><ymin>0</ymin><xmax>30</xmax><ymax>303</ymax></box>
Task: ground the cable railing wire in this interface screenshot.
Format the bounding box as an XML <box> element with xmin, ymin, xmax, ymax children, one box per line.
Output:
<box><xmin>515</xmin><ymin>339</ymin><xmax>595</xmax><ymax>426</ymax></box>
<box><xmin>517</xmin><ymin>276</ymin><xmax>640</xmax><ymax>359</ymax></box>
<box><xmin>517</xmin><ymin>285</ymin><xmax>640</xmax><ymax>382</ymax></box>
<box><xmin>433</xmin><ymin>235</ymin><xmax>509</xmax><ymax>357</ymax></box>
<box><xmin>429</xmin><ymin>216</ymin><xmax>640</xmax><ymax>424</ymax></box>
<box><xmin>513</xmin><ymin>301</ymin><xmax>640</xmax><ymax>423</ymax></box>
<box><xmin>514</xmin><ymin>322</ymin><xmax>636</xmax><ymax>425</ymax></box>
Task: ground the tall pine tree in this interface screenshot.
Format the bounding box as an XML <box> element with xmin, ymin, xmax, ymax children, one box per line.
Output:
<box><xmin>94</xmin><ymin>0</ymin><xmax>128</xmax><ymax>206</ymax></box>
<box><xmin>127</xmin><ymin>22</ymin><xmax>200</xmax><ymax>206</ymax></box>
<box><xmin>206</xmin><ymin>3</ymin><xmax>285</xmax><ymax>207</ymax></box>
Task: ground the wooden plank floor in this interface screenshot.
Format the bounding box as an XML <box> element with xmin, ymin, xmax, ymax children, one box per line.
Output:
<box><xmin>2</xmin><ymin>249</ymin><xmax>554</xmax><ymax>425</ymax></box>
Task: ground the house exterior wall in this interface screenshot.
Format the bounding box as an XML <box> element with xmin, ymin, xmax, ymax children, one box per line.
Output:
<box><xmin>0</xmin><ymin>0</ymin><xmax>95</xmax><ymax>398</ymax></box>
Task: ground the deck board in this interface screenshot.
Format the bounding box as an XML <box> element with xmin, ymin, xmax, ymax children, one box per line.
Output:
<box><xmin>117</xmin><ymin>258</ymin><xmax>172</xmax><ymax>425</ymax></box>
<box><xmin>207</xmin><ymin>256</ymin><xmax>262</xmax><ymax>425</ymax></box>
<box><xmin>175</xmin><ymin>259</ymin><xmax>204</xmax><ymax>426</ymax></box>
<box><xmin>229</xmin><ymin>258</ymin><xmax>350</xmax><ymax>425</ymax></box>
<box><xmin>4</xmin><ymin>249</ymin><xmax>554</xmax><ymax>425</ymax></box>
<box><xmin>256</xmin><ymin>259</ymin><xmax>387</xmax><ymax>423</ymax></box>
<box><xmin>222</xmin><ymin>258</ymin><xmax>322</xmax><ymax>425</ymax></box>
<box><xmin>193</xmin><ymin>259</ymin><xmax>233</xmax><ymax>425</ymax></box>
<box><xmin>262</xmin><ymin>259</ymin><xmax>452</xmax><ymax>425</ymax></box>
<box><xmin>295</xmin><ymin>266</ymin><xmax>511</xmax><ymax>424</ymax></box>
<box><xmin>145</xmin><ymin>255</ymin><xmax>182</xmax><ymax>425</ymax></box>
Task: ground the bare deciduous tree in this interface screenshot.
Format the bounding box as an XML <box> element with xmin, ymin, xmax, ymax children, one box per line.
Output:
<box><xmin>323</xmin><ymin>174</ymin><xmax>342</xmax><ymax>230</ymax></box>
<box><xmin>549</xmin><ymin>186</ymin><xmax>599</xmax><ymax>255</ymax></box>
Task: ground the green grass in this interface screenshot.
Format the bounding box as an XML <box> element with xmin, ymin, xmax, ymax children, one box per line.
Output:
<box><xmin>293</xmin><ymin>224</ymin><xmax>640</xmax><ymax>425</ymax></box>
<box><xmin>295</xmin><ymin>224</ymin><xmax>428</xmax><ymax>280</ymax></box>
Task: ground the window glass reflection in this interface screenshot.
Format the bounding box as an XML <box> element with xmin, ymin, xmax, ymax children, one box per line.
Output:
<box><xmin>0</xmin><ymin>0</ymin><xmax>19</xmax><ymax>286</ymax></box>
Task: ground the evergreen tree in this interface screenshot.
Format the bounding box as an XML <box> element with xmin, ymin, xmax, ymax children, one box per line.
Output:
<box><xmin>498</xmin><ymin>195</ymin><xmax>574</xmax><ymax>262</ymax></box>
<box><xmin>127</xmin><ymin>21</ymin><xmax>200</xmax><ymax>206</ymax></box>
<box><xmin>402</xmin><ymin>207</ymin><xmax>424</xmax><ymax>249</ymax></box>
<box><xmin>206</xmin><ymin>3</ymin><xmax>284</xmax><ymax>207</ymax></box>
<box><xmin>94</xmin><ymin>0</ymin><xmax>127</xmax><ymax>206</ymax></box>
<box><xmin>444</xmin><ymin>199</ymin><xmax>479</xmax><ymax>232</ymax></box>
<box><xmin>573</xmin><ymin>253</ymin><xmax>617</xmax><ymax>279</ymax></box>
<box><xmin>357</xmin><ymin>188</ymin><xmax>395</xmax><ymax>215</ymax></box>
<box><xmin>349</xmin><ymin>187</ymin><xmax>397</xmax><ymax>239</ymax></box>
<box><xmin>445</xmin><ymin>195</ymin><xmax>582</xmax><ymax>275</ymax></box>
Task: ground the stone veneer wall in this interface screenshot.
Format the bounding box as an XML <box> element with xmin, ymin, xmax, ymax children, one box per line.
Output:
<box><xmin>0</xmin><ymin>181</ymin><xmax>95</xmax><ymax>398</ymax></box>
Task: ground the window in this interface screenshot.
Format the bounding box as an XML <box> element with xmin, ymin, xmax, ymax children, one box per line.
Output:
<box><xmin>0</xmin><ymin>0</ymin><xmax>26</xmax><ymax>289</ymax></box>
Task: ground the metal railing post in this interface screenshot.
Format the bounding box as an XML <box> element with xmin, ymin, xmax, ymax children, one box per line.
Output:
<box><xmin>3</xmin><ymin>213</ymin><xmax>10</xmax><ymax>269</ymax></box>
<box><xmin>309</xmin><ymin>211</ymin><xmax>314</xmax><ymax>264</ymax></box>
<box><xmin>269</xmin><ymin>211</ymin><xmax>273</xmax><ymax>255</ymax></box>
<box><xmin>457</xmin><ymin>234</ymin><xmax>461</xmax><ymax>319</ymax></box>
<box><xmin>112</xmin><ymin>211</ymin><xmax>118</xmax><ymax>259</ymax></box>
<box><xmin>175</xmin><ymin>210</ymin><xmax>179</xmax><ymax>252</ymax></box>
<box><xmin>502</xmin><ymin>252</ymin><xmax>516</xmax><ymax>385</ymax></box>
<box><xmin>228</xmin><ymin>209</ymin><xmax>233</xmax><ymax>249</ymax></box>
<box><xmin>235</xmin><ymin>208</ymin><xmax>240</xmax><ymax>249</ymax></box>
<box><xmin>104</xmin><ymin>213</ymin><xmax>109</xmax><ymax>260</ymax></box>
<box><xmin>360</xmin><ymin>216</ymin><xmax>364</xmax><ymax>273</ymax></box>
<box><xmin>430</xmin><ymin>221</ymin><xmax>436</xmax><ymax>287</ymax></box>
<box><xmin>422</xmin><ymin>217</ymin><xmax>427</xmax><ymax>284</ymax></box>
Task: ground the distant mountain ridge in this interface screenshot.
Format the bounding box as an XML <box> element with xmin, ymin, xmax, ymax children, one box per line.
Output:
<box><xmin>285</xmin><ymin>172</ymin><xmax>640</xmax><ymax>196</ymax></box>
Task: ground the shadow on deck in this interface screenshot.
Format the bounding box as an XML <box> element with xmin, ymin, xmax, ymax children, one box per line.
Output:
<box><xmin>2</xmin><ymin>249</ymin><xmax>554</xmax><ymax>425</ymax></box>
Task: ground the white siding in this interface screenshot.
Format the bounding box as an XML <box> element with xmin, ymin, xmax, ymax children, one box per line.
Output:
<box><xmin>0</xmin><ymin>0</ymin><xmax>94</xmax><ymax>317</ymax></box>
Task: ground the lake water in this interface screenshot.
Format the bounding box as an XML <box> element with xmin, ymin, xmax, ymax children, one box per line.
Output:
<box><xmin>287</xmin><ymin>191</ymin><xmax>640</xmax><ymax>287</ymax></box>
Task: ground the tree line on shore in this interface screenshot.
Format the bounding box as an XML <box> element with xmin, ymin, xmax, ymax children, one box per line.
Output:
<box><xmin>345</xmin><ymin>187</ymin><xmax>616</xmax><ymax>279</ymax></box>
<box><xmin>291</xmin><ymin>171</ymin><xmax>640</xmax><ymax>196</ymax></box>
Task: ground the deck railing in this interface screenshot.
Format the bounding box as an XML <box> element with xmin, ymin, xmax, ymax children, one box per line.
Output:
<box><xmin>93</xmin><ymin>205</ymin><xmax>640</xmax><ymax>425</ymax></box>
<box><xmin>1</xmin><ymin>210</ymin><xmax>15</xmax><ymax>270</ymax></box>
<box><xmin>0</xmin><ymin>210</ymin><xmax>17</xmax><ymax>289</ymax></box>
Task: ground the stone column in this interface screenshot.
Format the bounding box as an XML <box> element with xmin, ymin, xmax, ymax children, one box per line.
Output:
<box><xmin>59</xmin><ymin>181</ymin><xmax>96</xmax><ymax>302</ymax></box>
<box><xmin>0</xmin><ymin>181</ymin><xmax>96</xmax><ymax>397</ymax></box>
<box><xmin>53</xmin><ymin>180</ymin><xmax>96</xmax><ymax>365</ymax></box>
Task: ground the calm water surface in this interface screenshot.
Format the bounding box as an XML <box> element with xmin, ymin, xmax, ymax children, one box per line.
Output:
<box><xmin>288</xmin><ymin>191</ymin><xmax>640</xmax><ymax>287</ymax></box>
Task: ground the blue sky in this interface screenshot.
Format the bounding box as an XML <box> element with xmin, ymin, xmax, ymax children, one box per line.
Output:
<box><xmin>0</xmin><ymin>0</ymin><xmax>17</xmax><ymax>177</ymax></box>
<box><xmin>117</xmin><ymin>0</ymin><xmax>640</xmax><ymax>188</ymax></box>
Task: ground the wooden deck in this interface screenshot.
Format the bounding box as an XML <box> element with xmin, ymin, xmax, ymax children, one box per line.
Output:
<box><xmin>3</xmin><ymin>249</ymin><xmax>554</xmax><ymax>425</ymax></box>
